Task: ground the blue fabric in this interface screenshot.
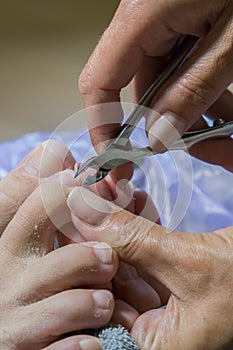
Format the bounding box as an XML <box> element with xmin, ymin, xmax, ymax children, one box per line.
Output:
<box><xmin>0</xmin><ymin>131</ymin><xmax>232</xmax><ymax>233</ymax></box>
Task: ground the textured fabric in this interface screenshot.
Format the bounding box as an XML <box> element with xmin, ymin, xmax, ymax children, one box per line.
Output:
<box><xmin>98</xmin><ymin>324</ymin><xmax>140</xmax><ymax>350</ymax></box>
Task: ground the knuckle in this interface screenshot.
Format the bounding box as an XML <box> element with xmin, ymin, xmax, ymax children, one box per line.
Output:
<box><xmin>176</xmin><ymin>73</ymin><xmax>216</xmax><ymax>110</ymax></box>
<box><xmin>116</xmin><ymin>215</ymin><xmax>153</xmax><ymax>261</ymax></box>
<box><xmin>11</xmin><ymin>208</ymin><xmax>32</xmax><ymax>230</ymax></box>
<box><xmin>12</xmin><ymin>164</ymin><xmax>39</xmax><ymax>189</ymax></box>
<box><xmin>13</xmin><ymin>163</ymin><xmax>36</xmax><ymax>182</ymax></box>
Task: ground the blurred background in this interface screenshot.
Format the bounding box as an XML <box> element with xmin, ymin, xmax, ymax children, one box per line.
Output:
<box><xmin>1</xmin><ymin>1</ymin><xmax>232</xmax><ymax>233</ymax></box>
<box><xmin>1</xmin><ymin>1</ymin><xmax>232</xmax><ymax>142</ymax></box>
<box><xmin>0</xmin><ymin>0</ymin><xmax>121</xmax><ymax>141</ymax></box>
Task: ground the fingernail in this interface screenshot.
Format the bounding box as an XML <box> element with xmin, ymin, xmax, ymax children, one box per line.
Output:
<box><xmin>24</xmin><ymin>140</ymin><xmax>72</xmax><ymax>178</ymax></box>
<box><xmin>92</xmin><ymin>290</ymin><xmax>112</xmax><ymax>310</ymax></box>
<box><xmin>93</xmin><ymin>242</ymin><xmax>113</xmax><ymax>264</ymax></box>
<box><xmin>67</xmin><ymin>187</ymin><xmax>114</xmax><ymax>226</ymax></box>
<box><xmin>79</xmin><ymin>338</ymin><xmax>102</xmax><ymax>350</ymax></box>
<box><xmin>148</xmin><ymin>112</ymin><xmax>187</xmax><ymax>152</ymax></box>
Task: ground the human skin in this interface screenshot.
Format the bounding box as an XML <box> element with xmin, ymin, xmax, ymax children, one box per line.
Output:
<box><xmin>0</xmin><ymin>141</ymin><xmax>118</xmax><ymax>350</ymax></box>
<box><xmin>77</xmin><ymin>6</ymin><xmax>233</xmax><ymax>346</ymax></box>
<box><xmin>0</xmin><ymin>140</ymin><xmax>164</xmax><ymax>349</ymax></box>
<box><xmin>79</xmin><ymin>0</ymin><xmax>233</xmax><ymax>175</ymax></box>
<box><xmin>67</xmin><ymin>183</ymin><xmax>233</xmax><ymax>350</ymax></box>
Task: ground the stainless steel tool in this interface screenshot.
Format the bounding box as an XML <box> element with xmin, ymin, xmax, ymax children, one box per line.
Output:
<box><xmin>75</xmin><ymin>35</ymin><xmax>233</xmax><ymax>186</ymax></box>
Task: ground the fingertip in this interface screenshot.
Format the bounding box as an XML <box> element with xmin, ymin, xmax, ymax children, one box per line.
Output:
<box><xmin>92</xmin><ymin>289</ymin><xmax>115</xmax><ymax>311</ymax></box>
<box><xmin>148</xmin><ymin>112</ymin><xmax>187</xmax><ymax>152</ymax></box>
<box><xmin>42</xmin><ymin>335</ymin><xmax>102</xmax><ymax>350</ymax></box>
<box><xmin>112</xmin><ymin>299</ymin><xmax>139</xmax><ymax>330</ymax></box>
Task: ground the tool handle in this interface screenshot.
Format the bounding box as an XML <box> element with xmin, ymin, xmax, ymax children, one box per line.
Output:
<box><xmin>171</xmin><ymin>121</ymin><xmax>233</xmax><ymax>150</ymax></box>
<box><xmin>112</xmin><ymin>35</ymin><xmax>199</xmax><ymax>148</ymax></box>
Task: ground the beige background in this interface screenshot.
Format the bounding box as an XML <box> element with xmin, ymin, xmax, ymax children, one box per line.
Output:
<box><xmin>0</xmin><ymin>0</ymin><xmax>121</xmax><ymax>141</ymax></box>
<box><xmin>1</xmin><ymin>2</ymin><xmax>232</xmax><ymax>142</ymax></box>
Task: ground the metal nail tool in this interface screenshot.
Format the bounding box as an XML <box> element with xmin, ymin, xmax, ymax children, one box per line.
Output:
<box><xmin>75</xmin><ymin>35</ymin><xmax>233</xmax><ymax>186</ymax></box>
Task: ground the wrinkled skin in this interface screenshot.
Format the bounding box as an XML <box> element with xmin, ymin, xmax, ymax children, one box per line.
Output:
<box><xmin>0</xmin><ymin>138</ymin><xmax>232</xmax><ymax>349</ymax></box>
<box><xmin>76</xmin><ymin>2</ymin><xmax>233</xmax><ymax>347</ymax></box>
<box><xmin>0</xmin><ymin>141</ymin><xmax>113</xmax><ymax>349</ymax></box>
<box><xmin>67</xmin><ymin>180</ymin><xmax>233</xmax><ymax>350</ymax></box>
<box><xmin>79</xmin><ymin>0</ymin><xmax>233</xmax><ymax>175</ymax></box>
<box><xmin>0</xmin><ymin>141</ymin><xmax>162</xmax><ymax>349</ymax></box>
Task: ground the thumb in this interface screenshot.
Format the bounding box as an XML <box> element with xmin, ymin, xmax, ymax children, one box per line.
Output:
<box><xmin>67</xmin><ymin>186</ymin><xmax>204</xmax><ymax>298</ymax></box>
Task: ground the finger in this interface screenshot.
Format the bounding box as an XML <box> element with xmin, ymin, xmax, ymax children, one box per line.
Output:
<box><xmin>179</xmin><ymin>89</ymin><xmax>233</xmax><ymax>170</ymax></box>
<box><xmin>67</xmin><ymin>188</ymin><xmax>233</xmax><ymax>350</ymax></box>
<box><xmin>1</xmin><ymin>170</ymin><xmax>77</xmax><ymax>258</ymax></box>
<box><xmin>111</xmin><ymin>299</ymin><xmax>139</xmax><ymax>330</ymax></box>
<box><xmin>0</xmin><ymin>140</ymin><xmax>75</xmax><ymax>236</ymax></box>
<box><xmin>95</xmin><ymin>181</ymin><xmax>166</xmax><ymax>307</ymax></box>
<box><xmin>76</xmin><ymin>167</ymin><xmax>113</xmax><ymax>201</ymax></box>
<box><xmin>7</xmin><ymin>289</ymin><xmax>113</xmax><ymax>348</ymax></box>
<box><xmin>131</xmin><ymin>296</ymin><xmax>233</xmax><ymax>350</ymax></box>
<box><xmin>184</xmin><ymin>88</ymin><xmax>233</xmax><ymax>131</ymax></box>
<box><xmin>42</xmin><ymin>336</ymin><xmax>102</xmax><ymax>350</ymax></box>
<box><xmin>79</xmin><ymin>104</ymin><xmax>133</xmax><ymax>181</ymax></box>
<box><xmin>205</xmin><ymin>88</ymin><xmax>233</xmax><ymax>122</ymax></box>
<box><xmin>78</xmin><ymin>1</ymin><xmax>177</xmax><ymax>149</ymax></box>
<box><xmin>132</xmin><ymin>61</ymin><xmax>233</xmax><ymax>128</ymax></box>
<box><xmin>130</xmin><ymin>308</ymin><xmax>166</xmax><ymax>349</ymax></box>
<box><xmin>189</xmin><ymin>138</ymin><xmax>233</xmax><ymax>172</ymax></box>
<box><xmin>78</xmin><ymin>172</ymin><xmax>136</xmax><ymax>213</ymax></box>
<box><xmin>57</xmin><ymin>168</ymin><xmax>114</xmax><ymax>246</ymax></box>
<box><xmin>113</xmin><ymin>262</ymin><xmax>162</xmax><ymax>313</ymax></box>
<box><xmin>131</xmin><ymin>55</ymin><xmax>172</xmax><ymax>103</ymax></box>
<box><xmin>56</xmin><ymin>225</ymin><xmax>86</xmax><ymax>246</ymax></box>
<box><xmin>67</xmin><ymin>187</ymin><xmax>217</xmax><ymax>299</ymax></box>
<box><xmin>133</xmin><ymin>189</ymin><xmax>160</xmax><ymax>223</ymax></box>
<box><xmin>58</xmin><ymin>170</ymin><xmax>133</xmax><ymax>246</ymax></box>
<box><xmin>147</xmin><ymin>9</ymin><xmax>233</xmax><ymax>151</ymax></box>
<box><xmin>69</xmin><ymin>177</ymin><xmax>164</xmax><ymax>310</ymax></box>
<box><xmin>19</xmin><ymin>242</ymin><xmax>118</xmax><ymax>302</ymax></box>
<box><xmin>96</xmin><ymin>175</ymin><xmax>160</xmax><ymax>223</ymax></box>
<box><xmin>78</xmin><ymin>1</ymin><xmax>176</xmax><ymax>181</ymax></box>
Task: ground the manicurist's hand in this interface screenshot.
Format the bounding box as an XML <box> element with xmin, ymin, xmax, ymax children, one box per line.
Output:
<box><xmin>67</xmin><ymin>186</ymin><xmax>233</xmax><ymax>350</ymax></box>
<box><xmin>0</xmin><ymin>141</ymin><xmax>118</xmax><ymax>350</ymax></box>
<box><xmin>79</xmin><ymin>0</ymin><xmax>233</xmax><ymax>174</ymax></box>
